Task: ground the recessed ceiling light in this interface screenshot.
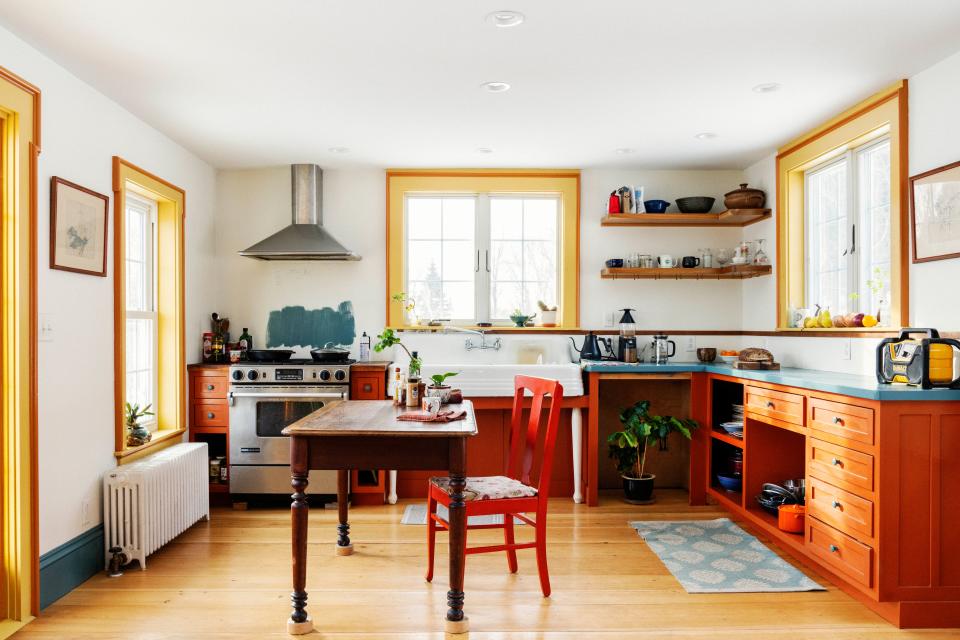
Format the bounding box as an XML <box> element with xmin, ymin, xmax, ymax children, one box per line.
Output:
<box><xmin>480</xmin><ymin>81</ymin><xmax>511</xmax><ymax>93</ymax></box>
<box><xmin>476</xmin><ymin>147</ymin><xmax>494</xmax><ymax>154</ymax></box>
<box><xmin>694</xmin><ymin>132</ymin><xmax>718</xmax><ymax>140</ymax></box>
<box><xmin>486</xmin><ymin>10</ymin><xmax>525</xmax><ymax>28</ymax></box>
<box><xmin>615</xmin><ymin>148</ymin><xmax>635</xmax><ymax>155</ymax></box>
<box><xmin>328</xmin><ymin>146</ymin><xmax>349</xmax><ymax>153</ymax></box>
<box><xmin>752</xmin><ymin>82</ymin><xmax>781</xmax><ymax>94</ymax></box>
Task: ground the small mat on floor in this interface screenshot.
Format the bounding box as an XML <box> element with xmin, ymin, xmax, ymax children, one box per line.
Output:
<box><xmin>401</xmin><ymin>503</ymin><xmax>524</xmax><ymax>526</ymax></box>
<box><xmin>630</xmin><ymin>518</ymin><xmax>824</xmax><ymax>593</ymax></box>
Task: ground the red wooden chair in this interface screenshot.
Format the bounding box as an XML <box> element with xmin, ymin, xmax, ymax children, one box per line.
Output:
<box><xmin>425</xmin><ymin>375</ymin><xmax>564</xmax><ymax>597</ymax></box>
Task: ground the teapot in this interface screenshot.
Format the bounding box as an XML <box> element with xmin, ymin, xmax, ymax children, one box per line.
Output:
<box><xmin>570</xmin><ymin>332</ymin><xmax>603</xmax><ymax>361</ymax></box>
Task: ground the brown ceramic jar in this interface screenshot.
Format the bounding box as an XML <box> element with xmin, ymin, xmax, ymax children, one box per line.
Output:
<box><xmin>724</xmin><ymin>183</ymin><xmax>766</xmax><ymax>209</ymax></box>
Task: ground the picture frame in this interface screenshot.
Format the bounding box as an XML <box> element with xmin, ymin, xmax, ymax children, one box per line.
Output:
<box><xmin>909</xmin><ymin>159</ymin><xmax>960</xmax><ymax>263</ymax></box>
<box><xmin>50</xmin><ymin>176</ymin><xmax>109</xmax><ymax>277</ymax></box>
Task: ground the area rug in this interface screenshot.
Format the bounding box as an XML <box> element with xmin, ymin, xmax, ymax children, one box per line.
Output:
<box><xmin>630</xmin><ymin>518</ymin><xmax>824</xmax><ymax>593</ymax></box>
<box><xmin>401</xmin><ymin>503</ymin><xmax>524</xmax><ymax>526</ymax></box>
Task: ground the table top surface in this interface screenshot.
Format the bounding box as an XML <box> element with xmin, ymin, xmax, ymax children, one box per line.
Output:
<box><xmin>282</xmin><ymin>399</ymin><xmax>478</xmax><ymax>437</ymax></box>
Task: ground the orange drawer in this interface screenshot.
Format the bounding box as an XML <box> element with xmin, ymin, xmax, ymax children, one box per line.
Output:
<box><xmin>809</xmin><ymin>397</ymin><xmax>875</xmax><ymax>446</ymax></box>
<box><xmin>193</xmin><ymin>376</ymin><xmax>228</xmax><ymax>399</ymax></box>
<box><xmin>808</xmin><ymin>519</ymin><xmax>873</xmax><ymax>588</ymax></box>
<box><xmin>745</xmin><ymin>385</ymin><xmax>804</xmax><ymax>426</ymax></box>
<box><xmin>351</xmin><ymin>373</ymin><xmax>383</xmax><ymax>400</ymax></box>
<box><xmin>807</xmin><ymin>476</ymin><xmax>874</xmax><ymax>540</ymax></box>
<box><xmin>809</xmin><ymin>438</ymin><xmax>874</xmax><ymax>494</ymax></box>
<box><xmin>194</xmin><ymin>401</ymin><xmax>229</xmax><ymax>427</ymax></box>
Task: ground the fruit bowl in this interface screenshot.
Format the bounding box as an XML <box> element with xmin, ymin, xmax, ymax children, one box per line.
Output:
<box><xmin>719</xmin><ymin>355</ymin><xmax>738</xmax><ymax>364</ymax></box>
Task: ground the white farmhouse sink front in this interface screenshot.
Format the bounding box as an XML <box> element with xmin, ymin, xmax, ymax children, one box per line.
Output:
<box><xmin>419</xmin><ymin>363</ymin><xmax>584</xmax><ymax>397</ymax></box>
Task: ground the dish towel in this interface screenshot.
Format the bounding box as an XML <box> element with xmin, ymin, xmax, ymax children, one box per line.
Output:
<box><xmin>396</xmin><ymin>409</ymin><xmax>467</xmax><ymax>423</ymax></box>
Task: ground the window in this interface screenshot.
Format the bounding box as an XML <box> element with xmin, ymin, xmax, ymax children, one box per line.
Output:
<box><xmin>804</xmin><ymin>137</ymin><xmax>890</xmax><ymax>318</ymax></box>
<box><xmin>124</xmin><ymin>192</ymin><xmax>158</xmax><ymax>430</ymax></box>
<box><xmin>404</xmin><ymin>193</ymin><xmax>560</xmax><ymax>323</ymax></box>
<box><xmin>776</xmin><ymin>81</ymin><xmax>907</xmax><ymax>329</ymax></box>
<box><xmin>387</xmin><ymin>171</ymin><xmax>579</xmax><ymax>328</ymax></box>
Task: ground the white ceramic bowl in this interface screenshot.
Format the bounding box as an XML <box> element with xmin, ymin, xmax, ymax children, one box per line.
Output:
<box><xmin>719</xmin><ymin>355</ymin><xmax>738</xmax><ymax>364</ymax></box>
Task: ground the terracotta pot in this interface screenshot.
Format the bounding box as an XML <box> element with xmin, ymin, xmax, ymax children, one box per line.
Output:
<box><xmin>724</xmin><ymin>183</ymin><xmax>766</xmax><ymax>209</ymax></box>
<box><xmin>622</xmin><ymin>473</ymin><xmax>655</xmax><ymax>504</ymax></box>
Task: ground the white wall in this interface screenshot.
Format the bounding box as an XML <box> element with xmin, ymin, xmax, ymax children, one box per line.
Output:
<box><xmin>0</xmin><ymin>25</ymin><xmax>219</xmax><ymax>554</ymax></box>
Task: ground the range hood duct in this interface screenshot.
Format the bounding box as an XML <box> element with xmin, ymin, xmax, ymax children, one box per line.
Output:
<box><xmin>239</xmin><ymin>164</ymin><xmax>360</xmax><ymax>261</ymax></box>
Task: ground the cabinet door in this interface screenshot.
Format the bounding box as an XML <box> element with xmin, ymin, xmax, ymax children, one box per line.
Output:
<box><xmin>351</xmin><ymin>373</ymin><xmax>383</xmax><ymax>400</ymax></box>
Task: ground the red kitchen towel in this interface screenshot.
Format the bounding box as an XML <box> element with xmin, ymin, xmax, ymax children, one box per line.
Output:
<box><xmin>397</xmin><ymin>409</ymin><xmax>467</xmax><ymax>423</ymax></box>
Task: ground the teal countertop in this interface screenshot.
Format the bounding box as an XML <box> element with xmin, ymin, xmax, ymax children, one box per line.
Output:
<box><xmin>580</xmin><ymin>361</ymin><xmax>960</xmax><ymax>401</ymax></box>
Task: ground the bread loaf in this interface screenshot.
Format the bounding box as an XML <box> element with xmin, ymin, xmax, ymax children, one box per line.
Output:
<box><xmin>738</xmin><ymin>347</ymin><xmax>774</xmax><ymax>363</ymax></box>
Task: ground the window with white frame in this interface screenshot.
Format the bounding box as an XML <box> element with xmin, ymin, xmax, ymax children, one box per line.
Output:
<box><xmin>804</xmin><ymin>137</ymin><xmax>891</xmax><ymax>319</ymax></box>
<box><xmin>125</xmin><ymin>191</ymin><xmax>158</xmax><ymax>429</ymax></box>
<box><xmin>405</xmin><ymin>193</ymin><xmax>560</xmax><ymax>324</ymax></box>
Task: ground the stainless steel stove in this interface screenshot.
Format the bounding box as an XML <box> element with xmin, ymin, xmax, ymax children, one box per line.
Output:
<box><xmin>228</xmin><ymin>359</ymin><xmax>351</xmax><ymax>495</ymax></box>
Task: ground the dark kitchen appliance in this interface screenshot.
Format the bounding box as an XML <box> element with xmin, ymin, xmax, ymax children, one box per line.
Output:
<box><xmin>617</xmin><ymin>309</ymin><xmax>638</xmax><ymax>363</ymax></box>
<box><xmin>570</xmin><ymin>332</ymin><xmax>604</xmax><ymax>361</ymax></box>
<box><xmin>247</xmin><ymin>349</ymin><xmax>295</xmax><ymax>362</ymax></box>
<box><xmin>310</xmin><ymin>342</ymin><xmax>352</xmax><ymax>363</ymax></box>
<box><xmin>876</xmin><ymin>328</ymin><xmax>960</xmax><ymax>388</ymax></box>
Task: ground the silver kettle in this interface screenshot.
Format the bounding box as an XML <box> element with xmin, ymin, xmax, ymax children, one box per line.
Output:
<box><xmin>650</xmin><ymin>334</ymin><xmax>676</xmax><ymax>365</ymax></box>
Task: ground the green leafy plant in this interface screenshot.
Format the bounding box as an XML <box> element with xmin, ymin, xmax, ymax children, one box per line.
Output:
<box><xmin>607</xmin><ymin>400</ymin><xmax>698</xmax><ymax>479</ymax></box>
<box><xmin>429</xmin><ymin>371</ymin><xmax>459</xmax><ymax>388</ymax></box>
<box><xmin>373</xmin><ymin>328</ymin><xmax>422</xmax><ymax>377</ymax></box>
<box><xmin>124</xmin><ymin>402</ymin><xmax>154</xmax><ymax>427</ymax></box>
<box><xmin>393</xmin><ymin>292</ymin><xmax>416</xmax><ymax>319</ymax></box>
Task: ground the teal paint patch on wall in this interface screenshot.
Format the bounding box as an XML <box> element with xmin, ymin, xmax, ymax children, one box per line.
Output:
<box><xmin>266</xmin><ymin>301</ymin><xmax>356</xmax><ymax>348</ymax></box>
<box><xmin>40</xmin><ymin>525</ymin><xmax>103</xmax><ymax>609</ymax></box>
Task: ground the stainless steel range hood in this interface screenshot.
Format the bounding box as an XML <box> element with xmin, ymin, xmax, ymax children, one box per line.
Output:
<box><xmin>239</xmin><ymin>164</ymin><xmax>360</xmax><ymax>261</ymax></box>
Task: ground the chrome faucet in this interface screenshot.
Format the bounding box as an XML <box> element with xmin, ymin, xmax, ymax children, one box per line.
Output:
<box><xmin>444</xmin><ymin>326</ymin><xmax>502</xmax><ymax>351</ymax></box>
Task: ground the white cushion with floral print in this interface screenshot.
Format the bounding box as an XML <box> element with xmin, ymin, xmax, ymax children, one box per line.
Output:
<box><xmin>431</xmin><ymin>475</ymin><xmax>537</xmax><ymax>501</ymax></box>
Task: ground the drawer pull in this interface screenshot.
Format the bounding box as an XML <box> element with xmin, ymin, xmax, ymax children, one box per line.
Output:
<box><xmin>363</xmin><ymin>383</ymin><xmax>373</xmax><ymax>392</ymax></box>
<box><xmin>829</xmin><ymin>544</ymin><xmax>839</xmax><ymax>553</ymax></box>
<box><xmin>766</xmin><ymin>401</ymin><xmax>775</xmax><ymax>408</ymax></box>
<box><xmin>833</xmin><ymin>416</ymin><xmax>844</xmax><ymax>424</ymax></box>
<box><xmin>207</xmin><ymin>412</ymin><xmax>215</xmax><ymax>419</ymax></box>
<box><xmin>832</xmin><ymin>500</ymin><xmax>842</xmax><ymax>509</ymax></box>
<box><xmin>831</xmin><ymin>457</ymin><xmax>842</xmax><ymax>466</ymax></box>
<box><xmin>206</xmin><ymin>384</ymin><xmax>215</xmax><ymax>391</ymax></box>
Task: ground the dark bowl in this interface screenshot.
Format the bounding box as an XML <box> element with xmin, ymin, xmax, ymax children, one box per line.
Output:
<box><xmin>644</xmin><ymin>199</ymin><xmax>670</xmax><ymax>213</ymax></box>
<box><xmin>716</xmin><ymin>473</ymin><xmax>742</xmax><ymax>492</ymax></box>
<box><xmin>696</xmin><ymin>347</ymin><xmax>717</xmax><ymax>363</ymax></box>
<box><xmin>605</xmin><ymin>258</ymin><xmax>624</xmax><ymax>268</ymax></box>
<box><xmin>676</xmin><ymin>196</ymin><xmax>715</xmax><ymax>213</ymax></box>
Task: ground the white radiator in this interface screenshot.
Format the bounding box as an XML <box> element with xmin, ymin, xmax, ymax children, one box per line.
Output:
<box><xmin>103</xmin><ymin>442</ymin><xmax>210</xmax><ymax>569</ymax></box>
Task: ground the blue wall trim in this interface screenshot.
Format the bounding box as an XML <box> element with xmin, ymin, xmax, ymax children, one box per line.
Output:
<box><xmin>39</xmin><ymin>525</ymin><xmax>103</xmax><ymax>610</ymax></box>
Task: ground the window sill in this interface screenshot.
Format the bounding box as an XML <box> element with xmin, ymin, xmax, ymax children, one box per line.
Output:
<box><xmin>774</xmin><ymin>327</ymin><xmax>899</xmax><ymax>337</ymax></box>
<box><xmin>115</xmin><ymin>427</ymin><xmax>186</xmax><ymax>464</ymax></box>
<box><xmin>395</xmin><ymin>325</ymin><xmax>582</xmax><ymax>334</ymax></box>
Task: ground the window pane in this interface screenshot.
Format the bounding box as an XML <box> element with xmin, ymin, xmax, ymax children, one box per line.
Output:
<box><xmin>490</xmin><ymin>240</ymin><xmax>522</xmax><ymax>281</ymax></box>
<box><xmin>126</xmin><ymin>260</ymin><xmax>144</xmax><ymax>311</ymax></box>
<box><xmin>522</xmin><ymin>198</ymin><xmax>558</xmax><ymax>241</ymax></box>
<box><xmin>805</xmin><ymin>160</ymin><xmax>849</xmax><ymax>315</ymax></box>
<box><xmin>125</xmin><ymin>317</ymin><xmax>154</xmax><ymax>411</ymax></box>
<box><xmin>442</xmin><ymin>240</ymin><xmax>474</xmax><ymax>281</ymax></box>
<box><xmin>490</xmin><ymin>281</ymin><xmax>522</xmax><ymax>319</ymax></box>
<box><xmin>490</xmin><ymin>199</ymin><xmax>523</xmax><ymax>239</ymax></box>
<box><xmin>407</xmin><ymin>198</ymin><xmax>441</xmax><ymax>239</ymax></box>
<box><xmin>407</xmin><ymin>240</ymin><xmax>442</xmax><ymax>282</ymax></box>
<box><xmin>857</xmin><ymin>140</ymin><xmax>891</xmax><ymax>320</ymax></box>
<box><xmin>441</xmin><ymin>198</ymin><xmax>475</xmax><ymax>240</ymax></box>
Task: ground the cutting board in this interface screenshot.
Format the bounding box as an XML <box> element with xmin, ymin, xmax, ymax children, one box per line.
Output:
<box><xmin>732</xmin><ymin>360</ymin><xmax>781</xmax><ymax>370</ymax></box>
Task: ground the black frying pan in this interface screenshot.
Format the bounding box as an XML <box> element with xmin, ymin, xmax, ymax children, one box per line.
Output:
<box><xmin>247</xmin><ymin>349</ymin><xmax>295</xmax><ymax>363</ymax></box>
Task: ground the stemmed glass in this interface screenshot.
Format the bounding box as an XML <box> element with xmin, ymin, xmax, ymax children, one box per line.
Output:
<box><xmin>753</xmin><ymin>239</ymin><xmax>769</xmax><ymax>265</ymax></box>
<box><xmin>716</xmin><ymin>248</ymin><xmax>733</xmax><ymax>267</ymax></box>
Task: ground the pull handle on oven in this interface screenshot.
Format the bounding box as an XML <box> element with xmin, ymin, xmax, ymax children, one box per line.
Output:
<box><xmin>228</xmin><ymin>390</ymin><xmax>346</xmax><ymax>406</ymax></box>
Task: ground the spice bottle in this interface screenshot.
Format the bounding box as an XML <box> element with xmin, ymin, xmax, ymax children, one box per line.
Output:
<box><xmin>393</xmin><ymin>367</ymin><xmax>403</xmax><ymax>406</ymax></box>
<box><xmin>202</xmin><ymin>332</ymin><xmax>214</xmax><ymax>363</ymax></box>
<box><xmin>406</xmin><ymin>377</ymin><xmax>420</xmax><ymax>407</ymax></box>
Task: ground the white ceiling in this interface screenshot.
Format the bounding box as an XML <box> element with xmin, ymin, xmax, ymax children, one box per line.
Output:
<box><xmin>2</xmin><ymin>1</ymin><xmax>959</xmax><ymax>170</ymax></box>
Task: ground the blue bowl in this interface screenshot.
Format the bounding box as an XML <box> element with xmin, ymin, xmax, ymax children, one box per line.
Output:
<box><xmin>644</xmin><ymin>199</ymin><xmax>670</xmax><ymax>213</ymax></box>
<box><xmin>605</xmin><ymin>258</ymin><xmax>624</xmax><ymax>268</ymax></box>
<box><xmin>716</xmin><ymin>473</ymin><xmax>742</xmax><ymax>492</ymax></box>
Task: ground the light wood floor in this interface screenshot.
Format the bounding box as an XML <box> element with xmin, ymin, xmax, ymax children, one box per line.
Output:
<box><xmin>16</xmin><ymin>490</ymin><xmax>960</xmax><ymax>639</ymax></box>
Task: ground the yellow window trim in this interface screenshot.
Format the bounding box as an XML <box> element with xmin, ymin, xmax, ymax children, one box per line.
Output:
<box><xmin>385</xmin><ymin>169</ymin><xmax>580</xmax><ymax>328</ymax></box>
<box><xmin>112</xmin><ymin>157</ymin><xmax>186</xmax><ymax>462</ymax></box>
<box><xmin>0</xmin><ymin>64</ymin><xmax>40</xmax><ymax>625</ymax></box>
<box><xmin>775</xmin><ymin>80</ymin><xmax>909</xmax><ymax>331</ymax></box>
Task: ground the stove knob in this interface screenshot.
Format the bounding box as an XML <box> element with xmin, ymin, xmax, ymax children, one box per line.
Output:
<box><xmin>247</xmin><ymin>370</ymin><xmax>259</xmax><ymax>381</ymax></box>
<box><xmin>232</xmin><ymin>369</ymin><xmax>244</xmax><ymax>381</ymax></box>
<box><xmin>319</xmin><ymin>370</ymin><xmax>331</xmax><ymax>381</ymax></box>
<box><xmin>334</xmin><ymin>370</ymin><xmax>346</xmax><ymax>381</ymax></box>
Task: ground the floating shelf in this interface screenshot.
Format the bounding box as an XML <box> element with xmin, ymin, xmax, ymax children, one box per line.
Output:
<box><xmin>601</xmin><ymin>264</ymin><xmax>772</xmax><ymax>280</ymax></box>
<box><xmin>601</xmin><ymin>208</ymin><xmax>771</xmax><ymax>227</ymax></box>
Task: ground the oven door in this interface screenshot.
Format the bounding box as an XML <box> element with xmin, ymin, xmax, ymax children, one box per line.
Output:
<box><xmin>228</xmin><ymin>386</ymin><xmax>346</xmax><ymax>465</ymax></box>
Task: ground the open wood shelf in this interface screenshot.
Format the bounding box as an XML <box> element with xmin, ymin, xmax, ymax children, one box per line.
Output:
<box><xmin>706</xmin><ymin>486</ymin><xmax>743</xmax><ymax>510</ymax></box>
<box><xmin>601</xmin><ymin>264</ymin><xmax>772</xmax><ymax>280</ymax></box>
<box><xmin>710</xmin><ymin>429</ymin><xmax>744</xmax><ymax>448</ymax></box>
<box><xmin>601</xmin><ymin>208</ymin><xmax>771</xmax><ymax>227</ymax></box>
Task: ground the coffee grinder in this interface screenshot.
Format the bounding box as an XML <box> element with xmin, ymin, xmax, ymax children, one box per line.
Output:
<box><xmin>617</xmin><ymin>308</ymin><xmax>639</xmax><ymax>363</ymax></box>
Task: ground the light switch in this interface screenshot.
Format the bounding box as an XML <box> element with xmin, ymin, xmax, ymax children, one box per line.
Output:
<box><xmin>39</xmin><ymin>313</ymin><xmax>54</xmax><ymax>342</ymax></box>
<box><xmin>685</xmin><ymin>336</ymin><xmax>696</xmax><ymax>352</ymax></box>
<box><xmin>841</xmin><ymin>339</ymin><xmax>852</xmax><ymax>360</ymax></box>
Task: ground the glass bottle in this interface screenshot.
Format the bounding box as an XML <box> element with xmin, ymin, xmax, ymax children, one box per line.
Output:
<box><xmin>238</xmin><ymin>328</ymin><xmax>253</xmax><ymax>360</ymax></box>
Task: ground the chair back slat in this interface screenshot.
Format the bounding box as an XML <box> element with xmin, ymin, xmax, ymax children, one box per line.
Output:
<box><xmin>506</xmin><ymin>375</ymin><xmax>564</xmax><ymax>497</ymax></box>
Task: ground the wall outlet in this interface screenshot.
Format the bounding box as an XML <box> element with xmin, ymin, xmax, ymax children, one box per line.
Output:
<box><xmin>81</xmin><ymin>499</ymin><xmax>92</xmax><ymax>528</ymax></box>
<box><xmin>841</xmin><ymin>338</ymin><xmax>852</xmax><ymax>361</ymax></box>
<box><xmin>684</xmin><ymin>336</ymin><xmax>696</xmax><ymax>352</ymax></box>
<box><xmin>39</xmin><ymin>313</ymin><xmax>54</xmax><ymax>342</ymax></box>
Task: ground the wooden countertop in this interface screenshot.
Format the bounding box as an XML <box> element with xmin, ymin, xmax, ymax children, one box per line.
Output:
<box><xmin>283</xmin><ymin>400</ymin><xmax>477</xmax><ymax>437</ymax></box>
<box><xmin>351</xmin><ymin>361</ymin><xmax>393</xmax><ymax>371</ymax></box>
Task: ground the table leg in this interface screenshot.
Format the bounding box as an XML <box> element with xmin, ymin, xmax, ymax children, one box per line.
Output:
<box><xmin>388</xmin><ymin>470</ymin><xmax>398</xmax><ymax>504</ymax></box>
<box><xmin>445</xmin><ymin>438</ymin><xmax>469</xmax><ymax>634</ymax></box>
<box><xmin>571</xmin><ymin>408</ymin><xmax>584</xmax><ymax>503</ymax></box>
<box><xmin>336</xmin><ymin>469</ymin><xmax>353</xmax><ymax>556</ymax></box>
<box><xmin>288</xmin><ymin>438</ymin><xmax>313</xmax><ymax>635</ymax></box>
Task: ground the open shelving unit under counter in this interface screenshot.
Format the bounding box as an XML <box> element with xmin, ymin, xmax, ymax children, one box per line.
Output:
<box><xmin>601</xmin><ymin>264</ymin><xmax>771</xmax><ymax>280</ymax></box>
<box><xmin>601</xmin><ymin>208</ymin><xmax>771</xmax><ymax>227</ymax></box>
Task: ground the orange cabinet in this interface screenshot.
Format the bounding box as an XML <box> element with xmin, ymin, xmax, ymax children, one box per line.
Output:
<box><xmin>349</xmin><ymin>362</ymin><xmax>391</xmax><ymax>505</ymax></box>
<box><xmin>808</xmin><ymin>518</ymin><xmax>873</xmax><ymax>588</ymax></box>
<box><xmin>745</xmin><ymin>385</ymin><xmax>805</xmax><ymax>426</ymax></box>
<box><xmin>809</xmin><ymin>397</ymin><xmax>874</xmax><ymax>445</ymax></box>
<box><xmin>188</xmin><ymin>365</ymin><xmax>230</xmax><ymax>497</ymax></box>
<box><xmin>807</xmin><ymin>476</ymin><xmax>874</xmax><ymax>540</ymax></box>
<box><xmin>809</xmin><ymin>437</ymin><xmax>874</xmax><ymax>494</ymax></box>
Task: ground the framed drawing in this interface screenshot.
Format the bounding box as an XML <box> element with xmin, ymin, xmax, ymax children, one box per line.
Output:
<box><xmin>910</xmin><ymin>159</ymin><xmax>960</xmax><ymax>263</ymax></box>
<box><xmin>50</xmin><ymin>176</ymin><xmax>109</xmax><ymax>276</ymax></box>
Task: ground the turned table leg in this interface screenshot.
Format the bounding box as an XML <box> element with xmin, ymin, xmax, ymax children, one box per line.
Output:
<box><xmin>288</xmin><ymin>437</ymin><xmax>313</xmax><ymax>635</ymax></box>
<box><xmin>571</xmin><ymin>407</ymin><xmax>584</xmax><ymax>503</ymax></box>
<box><xmin>336</xmin><ymin>469</ymin><xmax>353</xmax><ymax>555</ymax></box>
<box><xmin>388</xmin><ymin>469</ymin><xmax>398</xmax><ymax>504</ymax></box>
<box><xmin>445</xmin><ymin>438</ymin><xmax>469</xmax><ymax>634</ymax></box>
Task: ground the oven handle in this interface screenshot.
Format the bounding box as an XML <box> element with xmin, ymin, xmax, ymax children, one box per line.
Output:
<box><xmin>228</xmin><ymin>391</ymin><xmax>346</xmax><ymax>406</ymax></box>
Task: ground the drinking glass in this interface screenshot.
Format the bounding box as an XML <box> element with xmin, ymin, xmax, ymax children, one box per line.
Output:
<box><xmin>716</xmin><ymin>248</ymin><xmax>732</xmax><ymax>266</ymax></box>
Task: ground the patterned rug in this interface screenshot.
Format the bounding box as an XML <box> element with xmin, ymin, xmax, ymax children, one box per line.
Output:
<box><xmin>401</xmin><ymin>503</ymin><xmax>525</xmax><ymax>526</ymax></box>
<box><xmin>630</xmin><ymin>518</ymin><xmax>824</xmax><ymax>593</ymax></box>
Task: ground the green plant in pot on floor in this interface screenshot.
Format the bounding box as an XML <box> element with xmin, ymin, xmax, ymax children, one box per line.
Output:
<box><xmin>607</xmin><ymin>400</ymin><xmax>698</xmax><ymax>504</ymax></box>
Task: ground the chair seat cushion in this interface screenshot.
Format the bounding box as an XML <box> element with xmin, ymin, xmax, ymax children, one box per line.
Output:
<box><xmin>431</xmin><ymin>475</ymin><xmax>537</xmax><ymax>501</ymax></box>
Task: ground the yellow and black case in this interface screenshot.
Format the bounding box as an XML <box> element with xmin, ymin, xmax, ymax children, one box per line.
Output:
<box><xmin>876</xmin><ymin>328</ymin><xmax>960</xmax><ymax>389</ymax></box>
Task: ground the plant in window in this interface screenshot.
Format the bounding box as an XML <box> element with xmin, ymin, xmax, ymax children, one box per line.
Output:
<box><xmin>124</xmin><ymin>402</ymin><xmax>154</xmax><ymax>447</ymax></box>
<box><xmin>373</xmin><ymin>328</ymin><xmax>422</xmax><ymax>378</ymax></box>
<box><xmin>392</xmin><ymin>292</ymin><xmax>418</xmax><ymax>324</ymax></box>
<box><xmin>607</xmin><ymin>400</ymin><xmax>697</xmax><ymax>504</ymax></box>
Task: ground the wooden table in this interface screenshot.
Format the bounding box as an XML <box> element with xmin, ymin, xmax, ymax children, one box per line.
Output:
<box><xmin>281</xmin><ymin>400</ymin><xmax>478</xmax><ymax>635</ymax></box>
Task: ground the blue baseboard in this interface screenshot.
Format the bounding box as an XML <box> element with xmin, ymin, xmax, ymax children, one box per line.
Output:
<box><xmin>39</xmin><ymin>525</ymin><xmax>104</xmax><ymax>610</ymax></box>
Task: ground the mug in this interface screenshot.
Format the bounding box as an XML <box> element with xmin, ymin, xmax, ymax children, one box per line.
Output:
<box><xmin>682</xmin><ymin>256</ymin><xmax>701</xmax><ymax>268</ymax></box>
<box><xmin>421</xmin><ymin>396</ymin><xmax>442</xmax><ymax>416</ymax></box>
<box><xmin>657</xmin><ymin>255</ymin><xmax>674</xmax><ymax>268</ymax></box>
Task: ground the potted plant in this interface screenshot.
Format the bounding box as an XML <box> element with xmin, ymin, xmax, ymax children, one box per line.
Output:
<box><xmin>373</xmin><ymin>328</ymin><xmax>422</xmax><ymax>377</ymax></box>
<box><xmin>426</xmin><ymin>371</ymin><xmax>458</xmax><ymax>402</ymax></box>
<box><xmin>125</xmin><ymin>402</ymin><xmax>154</xmax><ymax>448</ymax></box>
<box><xmin>607</xmin><ymin>400</ymin><xmax>698</xmax><ymax>504</ymax></box>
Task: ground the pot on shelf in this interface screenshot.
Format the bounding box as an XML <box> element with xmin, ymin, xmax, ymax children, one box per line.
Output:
<box><xmin>622</xmin><ymin>473</ymin><xmax>655</xmax><ymax>504</ymax></box>
<box><xmin>724</xmin><ymin>183</ymin><xmax>766</xmax><ymax>209</ymax></box>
